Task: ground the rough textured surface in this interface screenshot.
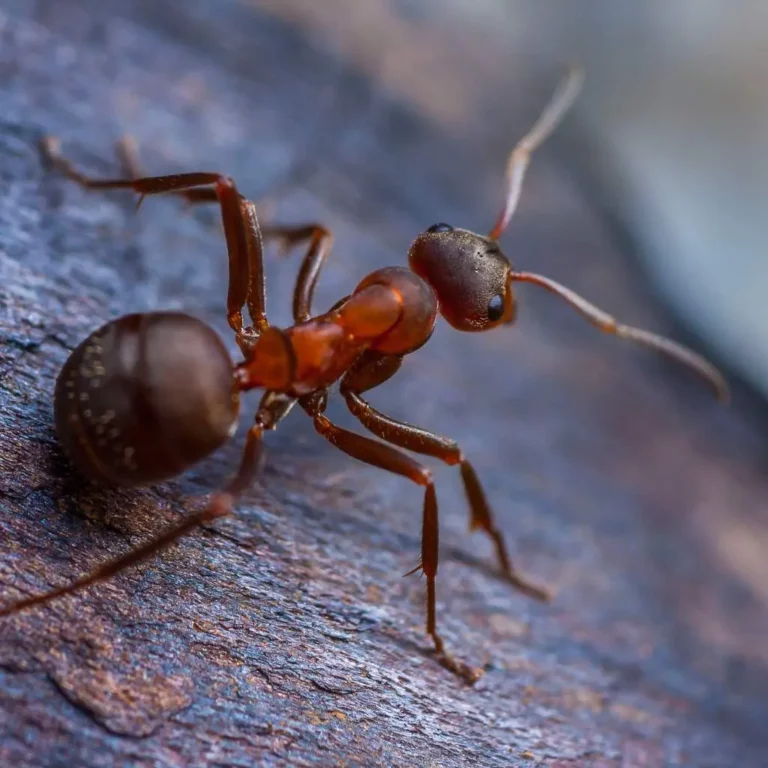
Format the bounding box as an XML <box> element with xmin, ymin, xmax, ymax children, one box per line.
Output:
<box><xmin>1</xmin><ymin>2</ymin><xmax>767</xmax><ymax>766</ymax></box>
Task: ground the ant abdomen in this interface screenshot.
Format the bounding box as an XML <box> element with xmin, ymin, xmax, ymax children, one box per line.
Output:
<box><xmin>54</xmin><ymin>312</ymin><xmax>240</xmax><ymax>486</ymax></box>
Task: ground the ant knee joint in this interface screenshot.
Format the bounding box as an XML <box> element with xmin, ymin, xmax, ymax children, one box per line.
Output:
<box><xmin>216</xmin><ymin>175</ymin><xmax>236</xmax><ymax>192</ymax></box>
<box><xmin>418</xmin><ymin>468</ymin><xmax>434</xmax><ymax>486</ymax></box>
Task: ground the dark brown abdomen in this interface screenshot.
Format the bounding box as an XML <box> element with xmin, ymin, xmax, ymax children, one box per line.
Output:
<box><xmin>54</xmin><ymin>312</ymin><xmax>239</xmax><ymax>486</ymax></box>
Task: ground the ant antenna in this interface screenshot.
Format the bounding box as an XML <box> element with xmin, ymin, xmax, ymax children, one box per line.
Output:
<box><xmin>510</xmin><ymin>270</ymin><xmax>730</xmax><ymax>402</ymax></box>
<box><xmin>489</xmin><ymin>65</ymin><xmax>584</xmax><ymax>241</ymax></box>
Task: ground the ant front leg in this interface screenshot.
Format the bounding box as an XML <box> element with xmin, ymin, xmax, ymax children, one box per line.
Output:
<box><xmin>299</xmin><ymin>390</ymin><xmax>481</xmax><ymax>684</ymax></box>
<box><xmin>340</xmin><ymin>352</ymin><xmax>551</xmax><ymax>602</ymax></box>
<box><xmin>40</xmin><ymin>137</ymin><xmax>266</xmax><ymax>353</ymax></box>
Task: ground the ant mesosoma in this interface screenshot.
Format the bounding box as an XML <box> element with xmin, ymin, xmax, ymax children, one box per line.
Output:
<box><xmin>0</xmin><ymin>69</ymin><xmax>728</xmax><ymax>683</ymax></box>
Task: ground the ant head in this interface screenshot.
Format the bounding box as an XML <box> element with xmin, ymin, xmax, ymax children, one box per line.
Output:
<box><xmin>408</xmin><ymin>223</ymin><xmax>516</xmax><ymax>331</ymax></box>
<box><xmin>407</xmin><ymin>69</ymin><xmax>587</xmax><ymax>334</ymax></box>
<box><xmin>404</xmin><ymin>69</ymin><xmax>728</xmax><ymax>402</ymax></box>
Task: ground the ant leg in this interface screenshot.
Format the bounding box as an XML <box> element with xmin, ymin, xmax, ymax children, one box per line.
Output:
<box><xmin>488</xmin><ymin>66</ymin><xmax>583</xmax><ymax>240</ymax></box>
<box><xmin>110</xmin><ymin>142</ymin><xmax>334</xmax><ymax>324</ymax></box>
<box><xmin>42</xmin><ymin>136</ymin><xmax>219</xmax><ymax>204</ymax></box>
<box><xmin>300</xmin><ymin>391</ymin><xmax>481</xmax><ymax>684</ymax></box>
<box><xmin>113</xmin><ymin>138</ymin><xmax>212</xmax><ymax>207</ymax></box>
<box><xmin>117</xmin><ymin>137</ymin><xmax>220</xmax><ymax>205</ymax></box>
<box><xmin>40</xmin><ymin>137</ymin><xmax>267</xmax><ymax>348</ymax></box>
<box><xmin>340</xmin><ymin>353</ymin><xmax>551</xmax><ymax>601</ymax></box>
<box><xmin>0</xmin><ymin>428</ymin><xmax>263</xmax><ymax>619</ymax></box>
<box><xmin>260</xmin><ymin>224</ymin><xmax>333</xmax><ymax>322</ymax></box>
<box><xmin>115</xmin><ymin>136</ymin><xmax>217</xmax><ymax>205</ymax></box>
<box><xmin>0</xmin><ymin>391</ymin><xmax>296</xmax><ymax>619</ymax></box>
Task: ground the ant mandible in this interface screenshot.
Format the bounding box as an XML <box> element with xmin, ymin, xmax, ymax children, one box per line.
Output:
<box><xmin>0</xmin><ymin>69</ymin><xmax>728</xmax><ymax>683</ymax></box>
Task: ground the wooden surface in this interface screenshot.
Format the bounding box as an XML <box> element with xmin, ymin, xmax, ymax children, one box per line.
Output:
<box><xmin>1</xmin><ymin>2</ymin><xmax>767</xmax><ymax>766</ymax></box>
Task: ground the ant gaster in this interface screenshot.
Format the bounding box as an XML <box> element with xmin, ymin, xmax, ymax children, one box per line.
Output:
<box><xmin>0</xmin><ymin>69</ymin><xmax>728</xmax><ymax>683</ymax></box>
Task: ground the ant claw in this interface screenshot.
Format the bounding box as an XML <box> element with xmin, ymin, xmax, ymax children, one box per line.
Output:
<box><xmin>437</xmin><ymin>654</ymin><xmax>483</xmax><ymax>685</ymax></box>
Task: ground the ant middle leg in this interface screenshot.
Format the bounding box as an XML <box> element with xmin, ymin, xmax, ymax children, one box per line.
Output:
<box><xmin>340</xmin><ymin>353</ymin><xmax>551</xmax><ymax>602</ymax></box>
<box><xmin>300</xmin><ymin>390</ymin><xmax>481</xmax><ymax>684</ymax></box>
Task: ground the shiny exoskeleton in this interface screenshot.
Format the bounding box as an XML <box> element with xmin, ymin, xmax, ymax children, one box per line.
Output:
<box><xmin>1</xmin><ymin>69</ymin><xmax>729</xmax><ymax>684</ymax></box>
<box><xmin>56</xmin><ymin>312</ymin><xmax>239</xmax><ymax>485</ymax></box>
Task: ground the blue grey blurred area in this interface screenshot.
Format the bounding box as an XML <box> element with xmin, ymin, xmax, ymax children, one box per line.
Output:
<box><xmin>521</xmin><ymin>3</ymin><xmax>768</xmax><ymax>397</ymax></box>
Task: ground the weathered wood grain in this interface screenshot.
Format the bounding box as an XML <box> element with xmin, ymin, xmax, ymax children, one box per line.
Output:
<box><xmin>1</xmin><ymin>2</ymin><xmax>767</xmax><ymax>766</ymax></box>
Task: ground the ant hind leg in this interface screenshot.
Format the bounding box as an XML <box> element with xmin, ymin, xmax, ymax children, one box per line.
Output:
<box><xmin>0</xmin><ymin>423</ymin><xmax>266</xmax><ymax>619</ymax></box>
<box><xmin>0</xmin><ymin>390</ymin><xmax>296</xmax><ymax>620</ymax></box>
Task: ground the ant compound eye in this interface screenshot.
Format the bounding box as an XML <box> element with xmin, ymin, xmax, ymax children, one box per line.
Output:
<box><xmin>487</xmin><ymin>294</ymin><xmax>505</xmax><ymax>322</ymax></box>
<box><xmin>427</xmin><ymin>223</ymin><xmax>453</xmax><ymax>234</ymax></box>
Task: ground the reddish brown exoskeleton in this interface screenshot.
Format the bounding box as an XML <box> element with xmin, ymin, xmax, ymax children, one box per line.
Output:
<box><xmin>0</xmin><ymin>69</ymin><xmax>728</xmax><ymax>682</ymax></box>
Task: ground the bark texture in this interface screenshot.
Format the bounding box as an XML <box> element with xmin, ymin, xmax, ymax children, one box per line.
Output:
<box><xmin>0</xmin><ymin>2</ymin><xmax>767</xmax><ymax>766</ymax></box>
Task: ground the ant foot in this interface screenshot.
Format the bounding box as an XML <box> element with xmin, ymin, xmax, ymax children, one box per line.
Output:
<box><xmin>430</xmin><ymin>632</ymin><xmax>483</xmax><ymax>684</ymax></box>
<box><xmin>505</xmin><ymin>570</ymin><xmax>553</xmax><ymax>602</ymax></box>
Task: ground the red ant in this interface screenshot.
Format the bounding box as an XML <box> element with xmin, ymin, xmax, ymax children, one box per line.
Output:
<box><xmin>0</xmin><ymin>69</ymin><xmax>728</xmax><ymax>683</ymax></box>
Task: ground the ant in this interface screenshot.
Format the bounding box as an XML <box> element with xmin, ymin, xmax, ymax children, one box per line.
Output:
<box><xmin>0</xmin><ymin>69</ymin><xmax>728</xmax><ymax>683</ymax></box>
